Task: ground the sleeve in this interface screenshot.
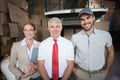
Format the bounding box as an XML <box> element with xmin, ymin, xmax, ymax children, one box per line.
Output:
<box><xmin>8</xmin><ymin>43</ymin><xmax>23</xmax><ymax>80</ymax></box>
<box><xmin>106</xmin><ymin>32</ymin><xmax>112</xmax><ymax>47</ymax></box>
<box><xmin>71</xmin><ymin>35</ymin><xmax>76</xmax><ymax>48</ymax></box>
<box><xmin>67</xmin><ymin>42</ymin><xmax>74</xmax><ymax>61</ymax></box>
<box><xmin>38</xmin><ymin>43</ymin><xmax>45</xmax><ymax>60</ymax></box>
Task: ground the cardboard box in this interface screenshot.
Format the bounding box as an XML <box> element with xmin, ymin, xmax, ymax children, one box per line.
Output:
<box><xmin>0</xmin><ymin>12</ymin><xmax>7</xmax><ymax>24</ymax></box>
<box><xmin>30</xmin><ymin>15</ymin><xmax>41</xmax><ymax>25</ymax></box>
<box><xmin>94</xmin><ymin>21</ymin><xmax>110</xmax><ymax>31</ymax></box>
<box><xmin>8</xmin><ymin>23</ymin><xmax>19</xmax><ymax>38</ymax></box>
<box><xmin>0</xmin><ymin>24</ymin><xmax>9</xmax><ymax>36</ymax></box>
<box><xmin>103</xmin><ymin>1</ymin><xmax>115</xmax><ymax>21</ymax></box>
<box><xmin>0</xmin><ymin>0</ymin><xmax>7</xmax><ymax>12</ymax></box>
<box><xmin>7</xmin><ymin>0</ymin><xmax>28</xmax><ymax>10</ymax></box>
<box><xmin>1</xmin><ymin>36</ymin><xmax>7</xmax><ymax>46</ymax></box>
<box><xmin>64</xmin><ymin>29</ymin><xmax>74</xmax><ymax>40</ymax></box>
<box><xmin>8</xmin><ymin>3</ymin><xmax>29</xmax><ymax>25</ymax></box>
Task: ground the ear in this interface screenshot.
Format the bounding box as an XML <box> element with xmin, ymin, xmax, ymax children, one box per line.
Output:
<box><xmin>61</xmin><ymin>26</ymin><xmax>63</xmax><ymax>30</ymax></box>
<box><xmin>35</xmin><ymin>30</ymin><xmax>37</xmax><ymax>33</ymax></box>
<box><xmin>47</xmin><ymin>26</ymin><xmax>50</xmax><ymax>30</ymax></box>
<box><xmin>92</xmin><ymin>15</ymin><xmax>95</xmax><ymax>21</ymax></box>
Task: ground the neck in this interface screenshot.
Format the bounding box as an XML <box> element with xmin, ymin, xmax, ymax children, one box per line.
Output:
<box><xmin>85</xmin><ymin>27</ymin><xmax>94</xmax><ymax>35</ymax></box>
<box><xmin>25</xmin><ymin>38</ymin><xmax>33</xmax><ymax>49</ymax></box>
<box><xmin>85</xmin><ymin>21</ymin><xmax>95</xmax><ymax>35</ymax></box>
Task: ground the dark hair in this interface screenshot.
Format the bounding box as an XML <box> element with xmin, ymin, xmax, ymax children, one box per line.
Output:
<box><xmin>23</xmin><ymin>22</ymin><xmax>36</xmax><ymax>30</ymax></box>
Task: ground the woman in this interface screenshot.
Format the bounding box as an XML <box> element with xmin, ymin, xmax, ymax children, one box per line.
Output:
<box><xmin>8</xmin><ymin>22</ymin><xmax>40</xmax><ymax>80</ymax></box>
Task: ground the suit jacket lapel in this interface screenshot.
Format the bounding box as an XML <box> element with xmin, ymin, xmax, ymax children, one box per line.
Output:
<box><xmin>21</xmin><ymin>46</ymin><xmax>30</xmax><ymax>63</ymax></box>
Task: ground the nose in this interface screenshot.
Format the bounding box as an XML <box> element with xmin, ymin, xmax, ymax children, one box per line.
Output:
<box><xmin>84</xmin><ymin>20</ymin><xmax>87</xmax><ymax>24</ymax></box>
<box><xmin>54</xmin><ymin>27</ymin><xmax>58</xmax><ymax>31</ymax></box>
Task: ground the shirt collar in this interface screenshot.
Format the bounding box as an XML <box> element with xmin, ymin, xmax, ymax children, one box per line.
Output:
<box><xmin>21</xmin><ymin>38</ymin><xmax>37</xmax><ymax>47</ymax></box>
<box><xmin>81</xmin><ymin>28</ymin><xmax>97</xmax><ymax>35</ymax></box>
<box><xmin>49</xmin><ymin>36</ymin><xmax>62</xmax><ymax>41</ymax></box>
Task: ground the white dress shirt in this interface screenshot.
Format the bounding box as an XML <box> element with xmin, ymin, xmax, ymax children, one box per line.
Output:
<box><xmin>21</xmin><ymin>38</ymin><xmax>38</xmax><ymax>61</ymax></box>
<box><xmin>38</xmin><ymin>36</ymin><xmax>74</xmax><ymax>78</ymax></box>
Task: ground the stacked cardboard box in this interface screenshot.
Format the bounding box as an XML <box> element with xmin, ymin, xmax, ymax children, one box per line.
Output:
<box><xmin>0</xmin><ymin>24</ymin><xmax>9</xmax><ymax>37</ymax></box>
<box><xmin>0</xmin><ymin>0</ymin><xmax>29</xmax><ymax>57</ymax></box>
<box><xmin>30</xmin><ymin>15</ymin><xmax>42</xmax><ymax>41</ymax></box>
<box><xmin>94</xmin><ymin>21</ymin><xmax>110</xmax><ymax>31</ymax></box>
<box><xmin>8</xmin><ymin>23</ymin><xmax>19</xmax><ymax>38</ymax></box>
<box><xmin>8</xmin><ymin>3</ymin><xmax>29</xmax><ymax>27</ymax></box>
<box><xmin>0</xmin><ymin>0</ymin><xmax>8</xmax><ymax>56</ymax></box>
<box><xmin>0</xmin><ymin>0</ymin><xmax>7</xmax><ymax>12</ymax></box>
<box><xmin>0</xmin><ymin>0</ymin><xmax>8</xmax><ymax>36</ymax></box>
<box><xmin>7</xmin><ymin>0</ymin><xmax>28</xmax><ymax>10</ymax></box>
<box><xmin>103</xmin><ymin>1</ymin><xmax>115</xmax><ymax>21</ymax></box>
<box><xmin>30</xmin><ymin>15</ymin><xmax>41</xmax><ymax>29</ymax></box>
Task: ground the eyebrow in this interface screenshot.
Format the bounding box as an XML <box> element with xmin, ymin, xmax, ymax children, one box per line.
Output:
<box><xmin>80</xmin><ymin>15</ymin><xmax>91</xmax><ymax>20</ymax></box>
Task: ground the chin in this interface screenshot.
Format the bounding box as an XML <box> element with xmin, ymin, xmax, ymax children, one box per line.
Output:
<box><xmin>52</xmin><ymin>35</ymin><xmax>58</xmax><ymax>38</ymax></box>
<box><xmin>27</xmin><ymin>37</ymin><xmax>33</xmax><ymax>40</ymax></box>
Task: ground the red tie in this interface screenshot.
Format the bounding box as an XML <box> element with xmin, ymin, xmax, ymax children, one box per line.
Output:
<box><xmin>52</xmin><ymin>39</ymin><xmax>59</xmax><ymax>80</ymax></box>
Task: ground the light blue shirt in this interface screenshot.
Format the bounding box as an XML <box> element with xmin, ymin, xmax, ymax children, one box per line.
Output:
<box><xmin>38</xmin><ymin>36</ymin><xmax>74</xmax><ymax>78</ymax></box>
<box><xmin>71</xmin><ymin>28</ymin><xmax>112</xmax><ymax>71</ymax></box>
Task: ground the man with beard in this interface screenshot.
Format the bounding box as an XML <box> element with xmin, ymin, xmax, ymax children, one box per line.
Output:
<box><xmin>71</xmin><ymin>8</ymin><xmax>114</xmax><ymax>80</ymax></box>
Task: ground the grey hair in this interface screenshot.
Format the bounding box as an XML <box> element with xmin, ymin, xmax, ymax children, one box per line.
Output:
<box><xmin>48</xmin><ymin>17</ymin><xmax>62</xmax><ymax>28</ymax></box>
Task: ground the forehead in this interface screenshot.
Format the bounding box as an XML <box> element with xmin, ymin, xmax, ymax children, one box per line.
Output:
<box><xmin>50</xmin><ymin>21</ymin><xmax>60</xmax><ymax>25</ymax></box>
<box><xmin>24</xmin><ymin>24</ymin><xmax>34</xmax><ymax>29</ymax></box>
<box><xmin>80</xmin><ymin>14</ymin><xmax>93</xmax><ymax>19</ymax></box>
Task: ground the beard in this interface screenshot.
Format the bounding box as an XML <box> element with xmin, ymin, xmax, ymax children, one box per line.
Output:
<box><xmin>83</xmin><ymin>22</ymin><xmax>94</xmax><ymax>31</ymax></box>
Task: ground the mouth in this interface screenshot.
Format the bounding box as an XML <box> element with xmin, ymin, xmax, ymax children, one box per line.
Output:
<box><xmin>84</xmin><ymin>25</ymin><xmax>89</xmax><ymax>29</ymax></box>
<box><xmin>84</xmin><ymin>22</ymin><xmax>91</xmax><ymax>27</ymax></box>
<box><xmin>53</xmin><ymin>31</ymin><xmax>58</xmax><ymax>34</ymax></box>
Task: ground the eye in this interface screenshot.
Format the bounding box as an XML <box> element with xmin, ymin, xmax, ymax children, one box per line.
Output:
<box><xmin>24</xmin><ymin>29</ymin><xmax>34</xmax><ymax>32</ymax></box>
<box><xmin>87</xmin><ymin>15</ymin><xmax>91</xmax><ymax>19</ymax></box>
<box><xmin>30</xmin><ymin>29</ymin><xmax>34</xmax><ymax>31</ymax></box>
<box><xmin>51</xmin><ymin>26</ymin><xmax>54</xmax><ymax>28</ymax></box>
<box><xmin>80</xmin><ymin>19</ymin><xmax>84</xmax><ymax>21</ymax></box>
<box><xmin>56</xmin><ymin>26</ymin><xmax>59</xmax><ymax>28</ymax></box>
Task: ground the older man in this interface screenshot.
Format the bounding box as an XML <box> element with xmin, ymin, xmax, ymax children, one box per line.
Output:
<box><xmin>38</xmin><ymin>17</ymin><xmax>74</xmax><ymax>80</ymax></box>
